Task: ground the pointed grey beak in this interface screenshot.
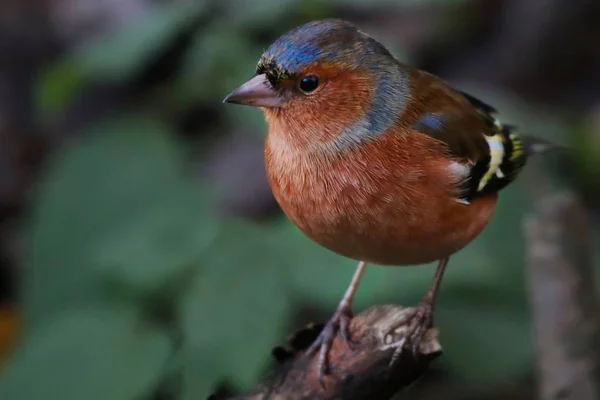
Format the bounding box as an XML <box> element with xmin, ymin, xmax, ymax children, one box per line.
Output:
<box><xmin>223</xmin><ymin>74</ymin><xmax>284</xmax><ymax>108</ymax></box>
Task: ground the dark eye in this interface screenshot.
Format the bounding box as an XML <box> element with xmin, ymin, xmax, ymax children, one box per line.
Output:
<box><xmin>299</xmin><ymin>75</ymin><xmax>320</xmax><ymax>93</ymax></box>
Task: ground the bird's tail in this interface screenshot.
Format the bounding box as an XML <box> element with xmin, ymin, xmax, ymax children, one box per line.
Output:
<box><xmin>479</xmin><ymin>125</ymin><xmax>564</xmax><ymax>194</ymax></box>
<box><xmin>521</xmin><ymin>135</ymin><xmax>567</xmax><ymax>156</ymax></box>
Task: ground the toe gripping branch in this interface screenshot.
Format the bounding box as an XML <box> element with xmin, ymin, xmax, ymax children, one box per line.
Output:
<box><xmin>222</xmin><ymin>305</ymin><xmax>442</xmax><ymax>400</ymax></box>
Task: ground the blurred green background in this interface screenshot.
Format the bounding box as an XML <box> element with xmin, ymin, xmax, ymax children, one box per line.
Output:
<box><xmin>0</xmin><ymin>0</ymin><xmax>598</xmax><ymax>399</ymax></box>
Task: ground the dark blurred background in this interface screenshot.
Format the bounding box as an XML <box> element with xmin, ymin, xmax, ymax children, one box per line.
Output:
<box><xmin>0</xmin><ymin>0</ymin><xmax>598</xmax><ymax>399</ymax></box>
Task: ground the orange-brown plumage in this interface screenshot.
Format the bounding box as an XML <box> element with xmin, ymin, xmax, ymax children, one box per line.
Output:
<box><xmin>265</xmin><ymin>116</ymin><xmax>497</xmax><ymax>265</ymax></box>
<box><xmin>224</xmin><ymin>19</ymin><xmax>553</xmax><ymax>379</ymax></box>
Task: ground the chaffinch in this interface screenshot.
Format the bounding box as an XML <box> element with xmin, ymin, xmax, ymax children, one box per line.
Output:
<box><xmin>224</xmin><ymin>19</ymin><xmax>554</xmax><ymax>379</ymax></box>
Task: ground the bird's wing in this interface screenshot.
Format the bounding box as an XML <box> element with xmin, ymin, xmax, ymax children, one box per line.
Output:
<box><xmin>408</xmin><ymin>71</ymin><xmax>528</xmax><ymax>202</ymax></box>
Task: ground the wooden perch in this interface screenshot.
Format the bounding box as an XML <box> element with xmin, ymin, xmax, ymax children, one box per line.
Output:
<box><xmin>228</xmin><ymin>305</ymin><xmax>441</xmax><ymax>400</ymax></box>
<box><xmin>525</xmin><ymin>193</ymin><xmax>600</xmax><ymax>400</ymax></box>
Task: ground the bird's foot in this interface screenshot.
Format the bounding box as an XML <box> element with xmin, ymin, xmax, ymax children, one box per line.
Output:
<box><xmin>380</xmin><ymin>300</ymin><xmax>434</xmax><ymax>367</ymax></box>
<box><xmin>304</xmin><ymin>304</ymin><xmax>355</xmax><ymax>385</ymax></box>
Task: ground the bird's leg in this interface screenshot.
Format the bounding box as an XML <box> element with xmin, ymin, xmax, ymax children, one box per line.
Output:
<box><xmin>382</xmin><ymin>257</ymin><xmax>449</xmax><ymax>365</ymax></box>
<box><xmin>305</xmin><ymin>261</ymin><xmax>368</xmax><ymax>379</ymax></box>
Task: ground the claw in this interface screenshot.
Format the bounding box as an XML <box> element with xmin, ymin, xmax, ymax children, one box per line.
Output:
<box><xmin>380</xmin><ymin>301</ymin><xmax>434</xmax><ymax>367</ymax></box>
<box><xmin>304</xmin><ymin>305</ymin><xmax>354</xmax><ymax>384</ymax></box>
<box><xmin>411</xmin><ymin>342</ymin><xmax>420</xmax><ymax>358</ymax></box>
<box><xmin>339</xmin><ymin>313</ymin><xmax>359</xmax><ymax>350</ymax></box>
<box><xmin>303</xmin><ymin>260</ymin><xmax>368</xmax><ymax>388</ymax></box>
<box><xmin>381</xmin><ymin>337</ymin><xmax>406</xmax><ymax>367</ymax></box>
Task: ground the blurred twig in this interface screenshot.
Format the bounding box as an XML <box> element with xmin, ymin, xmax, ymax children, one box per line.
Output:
<box><xmin>228</xmin><ymin>305</ymin><xmax>441</xmax><ymax>400</ymax></box>
<box><xmin>525</xmin><ymin>193</ymin><xmax>600</xmax><ymax>400</ymax></box>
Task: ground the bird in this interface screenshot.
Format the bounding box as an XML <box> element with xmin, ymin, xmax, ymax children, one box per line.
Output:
<box><xmin>223</xmin><ymin>19</ymin><xmax>556</xmax><ymax>379</ymax></box>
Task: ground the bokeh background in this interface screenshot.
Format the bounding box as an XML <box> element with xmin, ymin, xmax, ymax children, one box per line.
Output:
<box><xmin>0</xmin><ymin>0</ymin><xmax>598</xmax><ymax>399</ymax></box>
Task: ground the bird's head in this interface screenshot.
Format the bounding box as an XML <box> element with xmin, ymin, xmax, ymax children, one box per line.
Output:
<box><xmin>224</xmin><ymin>19</ymin><xmax>409</xmax><ymax>150</ymax></box>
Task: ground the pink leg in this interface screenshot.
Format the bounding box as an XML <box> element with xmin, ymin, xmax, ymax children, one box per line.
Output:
<box><xmin>305</xmin><ymin>261</ymin><xmax>368</xmax><ymax>380</ymax></box>
<box><xmin>383</xmin><ymin>257</ymin><xmax>450</xmax><ymax>365</ymax></box>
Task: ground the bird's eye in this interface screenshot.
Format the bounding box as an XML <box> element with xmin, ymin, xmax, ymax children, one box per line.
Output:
<box><xmin>298</xmin><ymin>75</ymin><xmax>320</xmax><ymax>93</ymax></box>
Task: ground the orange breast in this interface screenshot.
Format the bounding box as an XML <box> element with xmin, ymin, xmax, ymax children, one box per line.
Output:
<box><xmin>265</xmin><ymin>129</ymin><xmax>498</xmax><ymax>266</ymax></box>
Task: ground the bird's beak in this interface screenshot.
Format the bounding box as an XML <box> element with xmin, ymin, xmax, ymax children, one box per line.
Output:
<box><xmin>223</xmin><ymin>74</ymin><xmax>284</xmax><ymax>108</ymax></box>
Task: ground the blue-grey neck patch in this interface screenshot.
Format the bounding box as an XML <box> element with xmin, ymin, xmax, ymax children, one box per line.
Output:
<box><xmin>328</xmin><ymin>66</ymin><xmax>411</xmax><ymax>151</ymax></box>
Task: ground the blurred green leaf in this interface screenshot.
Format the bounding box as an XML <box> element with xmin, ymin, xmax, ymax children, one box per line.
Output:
<box><xmin>94</xmin><ymin>184</ymin><xmax>218</xmax><ymax>294</ymax></box>
<box><xmin>571</xmin><ymin>123</ymin><xmax>600</xmax><ymax>186</ymax></box>
<box><xmin>180</xmin><ymin>221</ymin><xmax>291</xmax><ymax>399</ymax></box>
<box><xmin>35</xmin><ymin>62</ymin><xmax>85</xmax><ymax>124</ymax></box>
<box><xmin>70</xmin><ymin>1</ymin><xmax>207</xmax><ymax>82</ymax></box>
<box><xmin>479</xmin><ymin>184</ymin><xmax>531</xmax><ymax>304</ymax></box>
<box><xmin>174</xmin><ymin>24</ymin><xmax>271</xmax><ymax>133</ymax></box>
<box><xmin>176</xmin><ymin>27</ymin><xmax>261</xmax><ymax>101</ymax></box>
<box><xmin>436</xmin><ymin>298</ymin><xmax>531</xmax><ymax>382</ymax></box>
<box><xmin>36</xmin><ymin>1</ymin><xmax>210</xmax><ymax>121</ymax></box>
<box><xmin>23</xmin><ymin>116</ymin><xmax>204</xmax><ymax>324</ymax></box>
<box><xmin>0</xmin><ymin>307</ymin><xmax>171</xmax><ymax>400</ymax></box>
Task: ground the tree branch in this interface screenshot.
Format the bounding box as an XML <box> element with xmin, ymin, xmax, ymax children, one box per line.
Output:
<box><xmin>228</xmin><ymin>305</ymin><xmax>441</xmax><ymax>400</ymax></box>
<box><xmin>525</xmin><ymin>193</ymin><xmax>600</xmax><ymax>400</ymax></box>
